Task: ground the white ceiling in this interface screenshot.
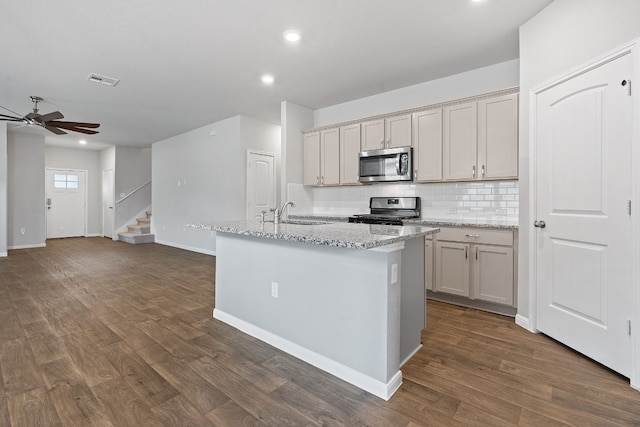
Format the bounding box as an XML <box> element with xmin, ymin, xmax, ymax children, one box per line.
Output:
<box><xmin>1</xmin><ymin>0</ymin><xmax>553</xmax><ymax>149</ymax></box>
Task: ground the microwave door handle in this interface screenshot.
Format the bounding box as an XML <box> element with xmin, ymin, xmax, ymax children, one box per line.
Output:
<box><xmin>396</xmin><ymin>156</ymin><xmax>401</xmax><ymax>176</ymax></box>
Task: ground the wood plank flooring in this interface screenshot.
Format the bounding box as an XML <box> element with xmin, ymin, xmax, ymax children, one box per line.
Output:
<box><xmin>1</xmin><ymin>237</ymin><xmax>639</xmax><ymax>426</ymax></box>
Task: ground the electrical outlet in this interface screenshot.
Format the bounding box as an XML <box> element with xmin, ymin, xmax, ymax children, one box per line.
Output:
<box><xmin>271</xmin><ymin>282</ymin><xmax>278</xmax><ymax>298</ymax></box>
<box><xmin>447</xmin><ymin>208</ymin><xmax>457</xmax><ymax>214</ymax></box>
<box><xmin>391</xmin><ymin>264</ymin><xmax>398</xmax><ymax>284</ymax></box>
<box><xmin>20</xmin><ymin>227</ymin><xmax>26</xmax><ymax>235</ymax></box>
<box><xmin>496</xmin><ymin>208</ymin><xmax>508</xmax><ymax>215</ymax></box>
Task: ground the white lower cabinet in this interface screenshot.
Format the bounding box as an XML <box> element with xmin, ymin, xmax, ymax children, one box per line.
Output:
<box><xmin>432</xmin><ymin>227</ymin><xmax>515</xmax><ymax>307</ymax></box>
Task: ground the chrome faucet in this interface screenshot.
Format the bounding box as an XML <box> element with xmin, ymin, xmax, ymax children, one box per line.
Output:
<box><xmin>271</xmin><ymin>201</ymin><xmax>295</xmax><ymax>224</ymax></box>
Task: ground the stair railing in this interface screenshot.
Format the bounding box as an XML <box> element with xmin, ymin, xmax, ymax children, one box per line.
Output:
<box><xmin>115</xmin><ymin>179</ymin><xmax>151</xmax><ymax>204</ymax></box>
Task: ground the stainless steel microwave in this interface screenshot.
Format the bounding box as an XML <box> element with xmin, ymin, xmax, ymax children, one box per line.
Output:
<box><xmin>359</xmin><ymin>146</ymin><xmax>413</xmax><ymax>183</ymax></box>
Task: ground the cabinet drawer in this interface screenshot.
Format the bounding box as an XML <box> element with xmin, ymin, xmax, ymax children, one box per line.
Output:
<box><xmin>437</xmin><ymin>227</ymin><xmax>513</xmax><ymax>246</ymax></box>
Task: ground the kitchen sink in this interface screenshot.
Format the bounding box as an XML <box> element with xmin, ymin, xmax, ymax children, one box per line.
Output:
<box><xmin>279</xmin><ymin>220</ymin><xmax>328</xmax><ymax>226</ymax></box>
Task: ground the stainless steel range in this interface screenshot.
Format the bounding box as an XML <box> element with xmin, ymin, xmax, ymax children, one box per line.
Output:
<box><xmin>348</xmin><ymin>197</ymin><xmax>421</xmax><ymax>225</ymax></box>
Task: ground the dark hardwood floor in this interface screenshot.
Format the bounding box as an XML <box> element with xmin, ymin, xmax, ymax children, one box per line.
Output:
<box><xmin>1</xmin><ymin>237</ymin><xmax>639</xmax><ymax>426</ymax></box>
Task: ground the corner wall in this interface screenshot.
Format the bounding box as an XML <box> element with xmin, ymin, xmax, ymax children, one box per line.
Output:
<box><xmin>114</xmin><ymin>146</ymin><xmax>152</xmax><ymax>233</ymax></box>
<box><xmin>0</xmin><ymin>123</ymin><xmax>7</xmax><ymax>256</ymax></box>
<box><xmin>7</xmin><ymin>132</ymin><xmax>45</xmax><ymax>249</ymax></box>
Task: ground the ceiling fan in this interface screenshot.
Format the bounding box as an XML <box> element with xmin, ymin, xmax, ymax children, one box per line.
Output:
<box><xmin>0</xmin><ymin>96</ymin><xmax>100</xmax><ymax>135</ymax></box>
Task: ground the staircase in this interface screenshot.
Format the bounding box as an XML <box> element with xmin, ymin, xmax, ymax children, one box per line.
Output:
<box><xmin>118</xmin><ymin>211</ymin><xmax>155</xmax><ymax>244</ymax></box>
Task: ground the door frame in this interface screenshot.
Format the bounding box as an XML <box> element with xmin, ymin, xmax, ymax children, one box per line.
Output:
<box><xmin>102</xmin><ymin>168</ymin><xmax>114</xmax><ymax>239</ymax></box>
<box><xmin>45</xmin><ymin>167</ymin><xmax>89</xmax><ymax>238</ymax></box>
<box><xmin>527</xmin><ymin>38</ymin><xmax>640</xmax><ymax>390</ymax></box>
<box><xmin>246</xmin><ymin>150</ymin><xmax>276</xmax><ymax>221</ymax></box>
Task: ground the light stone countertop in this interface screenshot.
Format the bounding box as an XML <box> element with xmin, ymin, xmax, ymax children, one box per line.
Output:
<box><xmin>188</xmin><ymin>220</ymin><xmax>439</xmax><ymax>250</ymax></box>
<box><xmin>288</xmin><ymin>214</ymin><xmax>518</xmax><ymax>230</ymax></box>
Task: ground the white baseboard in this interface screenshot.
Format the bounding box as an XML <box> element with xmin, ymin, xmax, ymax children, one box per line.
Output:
<box><xmin>515</xmin><ymin>314</ymin><xmax>537</xmax><ymax>332</ymax></box>
<box><xmin>85</xmin><ymin>233</ymin><xmax>102</xmax><ymax>237</ymax></box>
<box><xmin>8</xmin><ymin>243</ymin><xmax>46</xmax><ymax>250</ymax></box>
<box><xmin>214</xmin><ymin>308</ymin><xmax>401</xmax><ymax>401</ymax></box>
<box><xmin>400</xmin><ymin>344</ymin><xmax>423</xmax><ymax>368</ymax></box>
<box><xmin>0</xmin><ymin>252</ymin><xmax>7</xmax><ymax>257</ymax></box>
<box><xmin>155</xmin><ymin>239</ymin><xmax>216</xmax><ymax>256</ymax></box>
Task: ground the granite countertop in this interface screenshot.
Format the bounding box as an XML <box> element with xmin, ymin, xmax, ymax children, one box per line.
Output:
<box><xmin>188</xmin><ymin>220</ymin><xmax>439</xmax><ymax>250</ymax></box>
<box><xmin>288</xmin><ymin>214</ymin><xmax>518</xmax><ymax>230</ymax></box>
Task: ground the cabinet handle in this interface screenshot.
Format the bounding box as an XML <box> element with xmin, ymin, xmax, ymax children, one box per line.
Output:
<box><xmin>387</xmin><ymin>139</ymin><xmax>391</xmax><ymax>148</ymax></box>
<box><xmin>321</xmin><ymin>176</ymin><xmax>324</xmax><ymax>185</ymax></box>
<box><xmin>316</xmin><ymin>176</ymin><xmax>320</xmax><ymax>185</ymax></box>
<box><xmin>481</xmin><ymin>165</ymin><xmax>485</xmax><ymax>178</ymax></box>
<box><xmin>465</xmin><ymin>246</ymin><xmax>468</xmax><ymax>259</ymax></box>
<box><xmin>475</xmin><ymin>247</ymin><xmax>478</xmax><ymax>260</ymax></box>
<box><xmin>464</xmin><ymin>234</ymin><xmax>480</xmax><ymax>239</ymax></box>
<box><xmin>472</xmin><ymin>165</ymin><xmax>476</xmax><ymax>179</ymax></box>
<box><xmin>380</xmin><ymin>139</ymin><xmax>384</xmax><ymax>148</ymax></box>
<box><xmin>414</xmin><ymin>170</ymin><xmax>417</xmax><ymax>180</ymax></box>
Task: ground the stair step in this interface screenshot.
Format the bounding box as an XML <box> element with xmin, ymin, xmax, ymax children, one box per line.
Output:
<box><xmin>128</xmin><ymin>224</ymin><xmax>150</xmax><ymax>234</ymax></box>
<box><xmin>118</xmin><ymin>232</ymin><xmax>155</xmax><ymax>244</ymax></box>
<box><xmin>146</xmin><ymin>210</ymin><xmax>152</xmax><ymax>218</ymax></box>
<box><xmin>137</xmin><ymin>217</ymin><xmax>151</xmax><ymax>225</ymax></box>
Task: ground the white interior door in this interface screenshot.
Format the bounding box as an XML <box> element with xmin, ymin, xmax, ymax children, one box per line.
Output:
<box><xmin>102</xmin><ymin>168</ymin><xmax>114</xmax><ymax>238</ymax></box>
<box><xmin>535</xmin><ymin>53</ymin><xmax>632</xmax><ymax>376</ymax></box>
<box><xmin>247</xmin><ymin>151</ymin><xmax>275</xmax><ymax>221</ymax></box>
<box><xmin>46</xmin><ymin>169</ymin><xmax>87</xmax><ymax>239</ymax></box>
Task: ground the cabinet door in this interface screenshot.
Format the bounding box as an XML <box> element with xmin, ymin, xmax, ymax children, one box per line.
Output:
<box><xmin>443</xmin><ymin>102</ymin><xmax>477</xmax><ymax>180</ymax></box>
<box><xmin>303</xmin><ymin>132</ymin><xmax>320</xmax><ymax>186</ymax></box>
<box><xmin>425</xmin><ymin>237</ymin><xmax>434</xmax><ymax>291</ymax></box>
<box><xmin>435</xmin><ymin>241</ymin><xmax>470</xmax><ymax>297</ymax></box>
<box><xmin>478</xmin><ymin>93</ymin><xmax>518</xmax><ymax>179</ymax></box>
<box><xmin>473</xmin><ymin>245</ymin><xmax>514</xmax><ymax>305</ymax></box>
<box><xmin>413</xmin><ymin>109</ymin><xmax>442</xmax><ymax>182</ymax></box>
<box><xmin>320</xmin><ymin>128</ymin><xmax>340</xmax><ymax>185</ymax></box>
<box><xmin>385</xmin><ymin>114</ymin><xmax>412</xmax><ymax>148</ymax></box>
<box><xmin>361</xmin><ymin>119</ymin><xmax>385</xmax><ymax>151</ymax></box>
<box><xmin>340</xmin><ymin>123</ymin><xmax>361</xmax><ymax>185</ymax></box>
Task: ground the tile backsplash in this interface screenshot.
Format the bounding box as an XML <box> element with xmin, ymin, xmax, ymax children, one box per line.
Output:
<box><xmin>288</xmin><ymin>181</ymin><xmax>519</xmax><ymax>221</ymax></box>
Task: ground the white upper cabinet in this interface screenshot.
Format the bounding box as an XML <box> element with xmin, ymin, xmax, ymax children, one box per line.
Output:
<box><xmin>361</xmin><ymin>114</ymin><xmax>412</xmax><ymax>151</ymax></box>
<box><xmin>413</xmin><ymin>109</ymin><xmax>443</xmax><ymax>182</ymax></box>
<box><xmin>444</xmin><ymin>93</ymin><xmax>519</xmax><ymax>181</ymax></box>
<box><xmin>320</xmin><ymin>128</ymin><xmax>340</xmax><ymax>186</ymax></box>
<box><xmin>303</xmin><ymin>131</ymin><xmax>320</xmax><ymax>186</ymax></box>
<box><xmin>340</xmin><ymin>123</ymin><xmax>361</xmax><ymax>185</ymax></box>
<box><xmin>478</xmin><ymin>93</ymin><xmax>519</xmax><ymax>179</ymax></box>
<box><xmin>385</xmin><ymin>114</ymin><xmax>412</xmax><ymax>149</ymax></box>
<box><xmin>443</xmin><ymin>101</ymin><xmax>478</xmax><ymax>180</ymax></box>
<box><xmin>361</xmin><ymin>119</ymin><xmax>385</xmax><ymax>151</ymax></box>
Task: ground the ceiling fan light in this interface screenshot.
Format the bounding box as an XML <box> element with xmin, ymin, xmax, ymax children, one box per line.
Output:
<box><xmin>79</xmin><ymin>140</ymin><xmax>87</xmax><ymax>145</ymax></box>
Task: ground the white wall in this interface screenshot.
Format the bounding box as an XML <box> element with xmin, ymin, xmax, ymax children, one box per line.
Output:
<box><xmin>7</xmin><ymin>132</ymin><xmax>45</xmax><ymax>248</ymax></box>
<box><xmin>0</xmin><ymin>123</ymin><xmax>7</xmax><ymax>256</ymax></box>
<box><xmin>518</xmin><ymin>0</ymin><xmax>640</xmax><ymax>321</ymax></box>
<box><xmin>45</xmin><ymin>146</ymin><xmax>102</xmax><ymax>236</ymax></box>
<box><xmin>152</xmin><ymin>115</ymin><xmax>280</xmax><ymax>254</ymax></box>
<box><xmin>314</xmin><ymin>59</ymin><xmax>519</xmax><ymax>126</ymax></box>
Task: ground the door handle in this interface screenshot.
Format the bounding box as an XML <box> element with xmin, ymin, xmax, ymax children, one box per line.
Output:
<box><xmin>534</xmin><ymin>220</ymin><xmax>546</xmax><ymax>228</ymax></box>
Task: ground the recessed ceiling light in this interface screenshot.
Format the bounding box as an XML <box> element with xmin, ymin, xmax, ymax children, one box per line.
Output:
<box><xmin>261</xmin><ymin>74</ymin><xmax>275</xmax><ymax>85</ymax></box>
<box><xmin>283</xmin><ymin>30</ymin><xmax>301</xmax><ymax>44</ymax></box>
<box><xmin>79</xmin><ymin>140</ymin><xmax>87</xmax><ymax>145</ymax></box>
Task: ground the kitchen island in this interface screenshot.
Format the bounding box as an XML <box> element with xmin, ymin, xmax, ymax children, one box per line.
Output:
<box><xmin>189</xmin><ymin>220</ymin><xmax>439</xmax><ymax>400</ymax></box>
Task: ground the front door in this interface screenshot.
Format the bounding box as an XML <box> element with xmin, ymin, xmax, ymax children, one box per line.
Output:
<box><xmin>535</xmin><ymin>52</ymin><xmax>632</xmax><ymax>376</ymax></box>
<box><xmin>46</xmin><ymin>169</ymin><xmax>87</xmax><ymax>239</ymax></box>
<box><xmin>246</xmin><ymin>151</ymin><xmax>275</xmax><ymax>221</ymax></box>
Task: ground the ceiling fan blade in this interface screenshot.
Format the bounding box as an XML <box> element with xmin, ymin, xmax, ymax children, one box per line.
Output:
<box><xmin>49</xmin><ymin>120</ymin><xmax>100</xmax><ymax>129</ymax></box>
<box><xmin>45</xmin><ymin>125</ymin><xmax>67</xmax><ymax>135</ymax></box>
<box><xmin>0</xmin><ymin>113</ymin><xmax>23</xmax><ymax>121</ymax></box>
<box><xmin>38</xmin><ymin>111</ymin><xmax>64</xmax><ymax>122</ymax></box>
<box><xmin>46</xmin><ymin>124</ymin><xmax>99</xmax><ymax>135</ymax></box>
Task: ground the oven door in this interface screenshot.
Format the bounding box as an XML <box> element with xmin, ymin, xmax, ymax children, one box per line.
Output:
<box><xmin>358</xmin><ymin>147</ymin><xmax>412</xmax><ymax>183</ymax></box>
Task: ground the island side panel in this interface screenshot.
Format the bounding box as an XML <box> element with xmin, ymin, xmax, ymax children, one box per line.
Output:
<box><xmin>399</xmin><ymin>236</ymin><xmax>426</xmax><ymax>365</ymax></box>
<box><xmin>213</xmin><ymin>232</ymin><xmax>402</xmax><ymax>395</ymax></box>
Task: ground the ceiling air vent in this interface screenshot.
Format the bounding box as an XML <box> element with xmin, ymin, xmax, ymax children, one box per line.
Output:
<box><xmin>86</xmin><ymin>73</ymin><xmax>120</xmax><ymax>87</ymax></box>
